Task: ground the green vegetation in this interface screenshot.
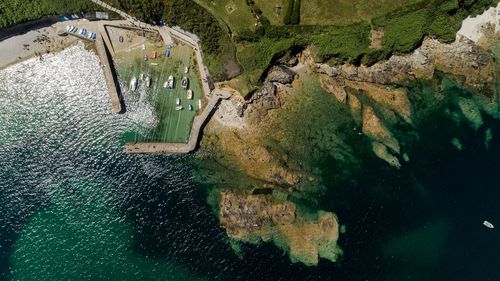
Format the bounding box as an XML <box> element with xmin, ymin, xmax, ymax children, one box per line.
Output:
<box><xmin>0</xmin><ymin>0</ymin><xmax>99</xmax><ymax>28</ymax></box>
<box><xmin>283</xmin><ymin>0</ymin><xmax>301</xmax><ymax>25</ymax></box>
<box><xmin>194</xmin><ymin>0</ymin><xmax>257</xmax><ymax>35</ymax></box>
<box><xmin>253</xmin><ymin>0</ymin><xmax>288</xmax><ymax>25</ymax></box>
<box><xmin>299</xmin><ymin>0</ymin><xmax>422</xmax><ymax>26</ymax></box>
<box><xmin>2</xmin><ymin>0</ymin><xmax>496</xmax><ymax>96</ymax></box>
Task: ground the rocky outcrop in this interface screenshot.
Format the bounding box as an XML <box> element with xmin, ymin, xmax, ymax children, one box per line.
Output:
<box><xmin>242</xmin><ymin>65</ymin><xmax>296</xmax><ymax>121</ymax></box>
<box><xmin>267</xmin><ymin>65</ymin><xmax>296</xmax><ymax>84</ymax></box>
<box><xmin>314</xmin><ymin>37</ymin><xmax>495</xmax><ymax>91</ymax></box>
<box><xmin>362</xmin><ymin>106</ymin><xmax>401</xmax><ymax>168</ymax></box>
<box><xmin>219</xmin><ymin>191</ymin><xmax>342</xmax><ymax>266</ymax></box>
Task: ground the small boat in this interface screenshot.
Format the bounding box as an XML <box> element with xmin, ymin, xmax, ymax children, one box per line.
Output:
<box><xmin>165</xmin><ymin>50</ymin><xmax>170</xmax><ymax>58</ymax></box>
<box><xmin>184</xmin><ymin>66</ymin><xmax>189</xmax><ymax>74</ymax></box>
<box><xmin>188</xmin><ymin>104</ymin><xmax>193</xmax><ymax>111</ymax></box>
<box><xmin>181</xmin><ymin>77</ymin><xmax>189</xmax><ymax>89</ymax></box>
<box><xmin>198</xmin><ymin>99</ymin><xmax>202</xmax><ymax>109</ymax></box>
<box><xmin>176</xmin><ymin>98</ymin><xmax>181</xmax><ymax>106</ymax></box>
<box><xmin>163</xmin><ymin>81</ymin><xmax>168</xmax><ymax>88</ymax></box>
<box><xmin>143</xmin><ymin>54</ymin><xmax>148</xmax><ymax>61</ymax></box>
<box><xmin>150</xmin><ymin>62</ymin><xmax>158</xmax><ymax>66</ymax></box>
<box><xmin>151</xmin><ymin>51</ymin><xmax>157</xmax><ymax>59</ymax></box>
<box><xmin>129</xmin><ymin>77</ymin><xmax>137</xmax><ymax>91</ymax></box>
<box><xmin>175</xmin><ymin>105</ymin><xmax>183</xmax><ymax>111</ymax></box>
<box><xmin>483</xmin><ymin>221</ymin><xmax>494</xmax><ymax>229</ymax></box>
<box><xmin>141</xmin><ymin>44</ymin><xmax>146</xmax><ymax>50</ymax></box>
<box><xmin>187</xmin><ymin>89</ymin><xmax>193</xmax><ymax>100</ymax></box>
<box><xmin>139</xmin><ymin>73</ymin><xmax>144</xmax><ymax>81</ymax></box>
<box><xmin>145</xmin><ymin>76</ymin><xmax>151</xmax><ymax>88</ymax></box>
<box><xmin>166</xmin><ymin>75</ymin><xmax>175</xmax><ymax>89</ymax></box>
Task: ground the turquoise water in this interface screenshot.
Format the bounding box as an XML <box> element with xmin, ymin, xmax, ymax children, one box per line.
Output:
<box><xmin>1</xmin><ymin>44</ymin><xmax>499</xmax><ymax>281</ymax></box>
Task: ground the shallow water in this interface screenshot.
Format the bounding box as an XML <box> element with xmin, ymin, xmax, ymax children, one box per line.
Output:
<box><xmin>0</xmin><ymin>44</ymin><xmax>499</xmax><ymax>281</ymax></box>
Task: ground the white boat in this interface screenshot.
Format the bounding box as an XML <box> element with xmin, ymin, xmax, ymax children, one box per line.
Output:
<box><xmin>181</xmin><ymin>76</ymin><xmax>189</xmax><ymax>89</ymax></box>
<box><xmin>176</xmin><ymin>98</ymin><xmax>181</xmax><ymax>106</ymax></box>
<box><xmin>145</xmin><ymin>76</ymin><xmax>151</xmax><ymax>88</ymax></box>
<box><xmin>167</xmin><ymin>75</ymin><xmax>175</xmax><ymax>89</ymax></box>
<box><xmin>188</xmin><ymin>104</ymin><xmax>193</xmax><ymax>111</ymax></box>
<box><xmin>129</xmin><ymin>77</ymin><xmax>137</xmax><ymax>91</ymax></box>
<box><xmin>198</xmin><ymin>99</ymin><xmax>202</xmax><ymax>109</ymax></box>
<box><xmin>483</xmin><ymin>220</ymin><xmax>494</xmax><ymax>228</ymax></box>
<box><xmin>175</xmin><ymin>105</ymin><xmax>183</xmax><ymax>111</ymax></box>
<box><xmin>150</xmin><ymin>62</ymin><xmax>158</xmax><ymax>66</ymax></box>
<box><xmin>139</xmin><ymin>73</ymin><xmax>144</xmax><ymax>80</ymax></box>
<box><xmin>141</xmin><ymin>44</ymin><xmax>146</xmax><ymax>50</ymax></box>
<box><xmin>184</xmin><ymin>66</ymin><xmax>189</xmax><ymax>74</ymax></box>
<box><xmin>187</xmin><ymin>89</ymin><xmax>193</xmax><ymax>100</ymax></box>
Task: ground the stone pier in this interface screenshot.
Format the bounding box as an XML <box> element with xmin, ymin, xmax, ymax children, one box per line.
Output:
<box><xmin>95</xmin><ymin>30</ymin><xmax>122</xmax><ymax>113</ymax></box>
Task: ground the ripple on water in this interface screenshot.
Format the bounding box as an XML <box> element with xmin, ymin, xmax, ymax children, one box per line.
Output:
<box><xmin>0</xmin><ymin>44</ymin><xmax>214</xmax><ymax>281</ymax></box>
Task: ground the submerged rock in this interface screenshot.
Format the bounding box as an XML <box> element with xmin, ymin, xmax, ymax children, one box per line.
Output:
<box><xmin>458</xmin><ymin>97</ymin><xmax>484</xmax><ymax>129</ymax></box>
<box><xmin>219</xmin><ymin>191</ymin><xmax>342</xmax><ymax>266</ymax></box>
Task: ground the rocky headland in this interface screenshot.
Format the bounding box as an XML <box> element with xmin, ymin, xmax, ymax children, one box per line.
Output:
<box><xmin>196</xmin><ymin>4</ymin><xmax>500</xmax><ymax>266</ymax></box>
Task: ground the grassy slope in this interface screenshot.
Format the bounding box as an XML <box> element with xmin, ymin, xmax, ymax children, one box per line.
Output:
<box><xmin>253</xmin><ymin>0</ymin><xmax>289</xmax><ymax>25</ymax></box>
<box><xmin>194</xmin><ymin>0</ymin><xmax>257</xmax><ymax>35</ymax></box>
<box><xmin>300</xmin><ymin>0</ymin><xmax>422</xmax><ymax>25</ymax></box>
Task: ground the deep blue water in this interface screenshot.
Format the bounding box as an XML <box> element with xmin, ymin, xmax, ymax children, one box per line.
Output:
<box><xmin>0</xmin><ymin>45</ymin><xmax>499</xmax><ymax>281</ymax></box>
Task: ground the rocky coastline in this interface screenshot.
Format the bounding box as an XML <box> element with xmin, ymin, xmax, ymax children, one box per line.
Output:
<box><xmin>196</xmin><ymin>5</ymin><xmax>500</xmax><ymax>266</ymax></box>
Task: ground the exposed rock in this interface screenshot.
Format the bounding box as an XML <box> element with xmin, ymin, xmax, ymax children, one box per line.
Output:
<box><xmin>267</xmin><ymin>65</ymin><xmax>296</xmax><ymax>84</ymax></box>
<box><xmin>362</xmin><ymin>106</ymin><xmax>400</xmax><ymax>154</ymax></box>
<box><xmin>219</xmin><ymin>191</ymin><xmax>341</xmax><ymax>266</ymax></box>
<box><xmin>345</xmin><ymin>81</ymin><xmax>412</xmax><ymax>124</ymax></box>
<box><xmin>372</xmin><ymin>142</ymin><xmax>401</xmax><ymax>169</ymax></box>
<box><xmin>315</xmin><ymin>37</ymin><xmax>495</xmax><ymax>91</ymax></box>
<box><xmin>320</xmin><ymin>76</ymin><xmax>347</xmax><ymax>103</ymax></box>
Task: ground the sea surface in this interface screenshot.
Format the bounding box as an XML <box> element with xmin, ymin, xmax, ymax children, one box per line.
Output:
<box><xmin>0</xmin><ymin>45</ymin><xmax>499</xmax><ymax>281</ymax></box>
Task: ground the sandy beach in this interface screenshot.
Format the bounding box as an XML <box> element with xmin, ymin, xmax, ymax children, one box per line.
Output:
<box><xmin>0</xmin><ymin>19</ymin><xmax>104</xmax><ymax>70</ymax></box>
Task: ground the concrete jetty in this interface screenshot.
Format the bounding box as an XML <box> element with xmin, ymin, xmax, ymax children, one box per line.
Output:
<box><xmin>95</xmin><ymin>31</ymin><xmax>122</xmax><ymax>113</ymax></box>
<box><xmin>89</xmin><ymin>0</ymin><xmax>228</xmax><ymax>153</ymax></box>
<box><xmin>124</xmin><ymin>95</ymin><xmax>221</xmax><ymax>154</ymax></box>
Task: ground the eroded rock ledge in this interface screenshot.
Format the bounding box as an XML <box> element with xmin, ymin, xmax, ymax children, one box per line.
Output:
<box><xmin>219</xmin><ymin>191</ymin><xmax>342</xmax><ymax>266</ymax></box>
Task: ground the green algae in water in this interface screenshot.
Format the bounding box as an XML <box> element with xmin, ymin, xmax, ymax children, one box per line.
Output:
<box><xmin>10</xmin><ymin>181</ymin><xmax>208</xmax><ymax>281</ymax></box>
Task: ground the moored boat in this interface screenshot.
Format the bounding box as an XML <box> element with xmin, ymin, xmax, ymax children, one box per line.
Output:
<box><xmin>187</xmin><ymin>89</ymin><xmax>193</xmax><ymax>100</ymax></box>
<box><xmin>188</xmin><ymin>104</ymin><xmax>193</xmax><ymax>111</ymax></box>
<box><xmin>175</xmin><ymin>105</ymin><xmax>183</xmax><ymax>111</ymax></box>
<box><xmin>129</xmin><ymin>77</ymin><xmax>137</xmax><ymax>91</ymax></box>
<box><xmin>145</xmin><ymin>76</ymin><xmax>151</xmax><ymax>88</ymax></box>
<box><xmin>484</xmin><ymin>220</ymin><xmax>494</xmax><ymax>228</ymax></box>
<box><xmin>181</xmin><ymin>77</ymin><xmax>189</xmax><ymax>89</ymax></box>
<box><xmin>166</xmin><ymin>75</ymin><xmax>175</xmax><ymax>89</ymax></box>
<box><xmin>176</xmin><ymin>98</ymin><xmax>181</xmax><ymax>106</ymax></box>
